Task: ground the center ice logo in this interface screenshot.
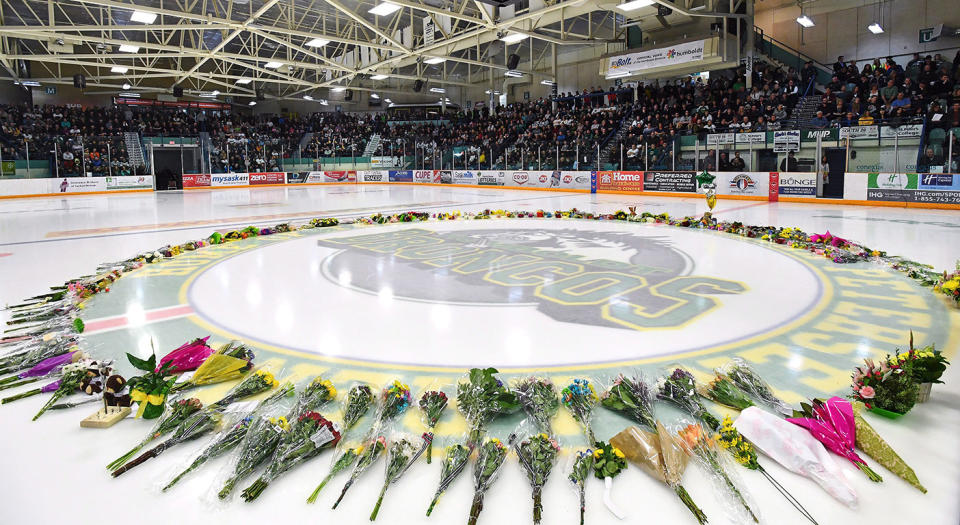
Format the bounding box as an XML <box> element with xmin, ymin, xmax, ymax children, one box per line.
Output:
<box><xmin>318</xmin><ymin>228</ymin><xmax>746</xmax><ymax>331</ymax></box>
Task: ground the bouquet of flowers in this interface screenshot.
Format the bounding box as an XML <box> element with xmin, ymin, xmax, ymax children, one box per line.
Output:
<box><xmin>851</xmin><ymin>401</ymin><xmax>926</xmax><ymax>492</ymax></box>
<box><xmin>889</xmin><ymin>333</ymin><xmax>949</xmax><ymax>385</ymax></box>
<box><xmin>715</xmin><ymin>415</ymin><xmax>818</xmax><ymax>524</ymax></box>
<box><xmin>306</xmin><ymin>445</ymin><xmax>364</xmax><ymax>503</ymax></box>
<box><xmin>851</xmin><ymin>357</ymin><xmax>918</xmax><ymax>415</ymax></box>
<box><xmin>426</xmin><ymin>442</ymin><xmax>473</xmax><ymax>516</ymax></box>
<box><xmin>561</xmin><ymin>379</ymin><xmax>599</xmax><ymax>444</ymax></box>
<box><xmin>370</xmin><ymin>433</ymin><xmax>431</xmax><ymax>520</ymax></box>
<box><xmin>217</xmin><ymin>414</ymin><xmax>292</xmax><ymax>499</ymax></box>
<box><xmin>418</xmin><ymin>390</ymin><xmax>448</xmax><ymax>463</ymax></box>
<box><xmin>515</xmin><ymin>377</ymin><xmax>560</xmax><ymax>436</ymax></box>
<box><xmin>788</xmin><ymin>397</ymin><xmax>883</xmax><ymax>482</ymax></box>
<box><xmin>468</xmin><ymin>437</ymin><xmax>510</xmax><ymax>525</ymax></box>
<box><xmin>157</xmin><ymin>336</ymin><xmax>214</xmax><ymax>374</ymax></box>
<box><xmin>333</xmin><ymin>435</ymin><xmax>387</xmax><ymax>508</ymax></box>
<box><xmin>291</xmin><ymin>376</ymin><xmax>338</xmax><ymax>417</ymax></box>
<box><xmin>718</xmin><ymin>359</ymin><xmax>792</xmax><ymax>415</ymax></box>
<box><xmin>657</xmin><ymin>368</ymin><xmax>721</xmax><ymax>431</ymax></box>
<box><xmin>514</xmin><ymin>433</ymin><xmax>561</xmax><ymax>524</ymax></box>
<box><xmin>0</xmin><ymin>350</ymin><xmax>81</xmax><ymax>392</ymax></box>
<box><xmin>118</xmin><ymin>384</ymin><xmax>295</xmax><ymax>478</ymax></box>
<box><xmin>124</xmin><ymin>350</ymin><xmax>177</xmax><ymax>419</ymax></box>
<box><xmin>600</xmin><ymin>374</ymin><xmax>657</xmax><ymax>431</ymax></box>
<box><xmin>371</xmin><ymin>380</ymin><xmax>412</xmax><ymax>432</ymax></box>
<box><xmin>163</xmin><ymin>414</ymin><xmax>256</xmax><ymax>491</ymax></box>
<box><xmin>567</xmin><ymin>449</ymin><xmax>594</xmax><ymax>525</ymax></box>
<box><xmin>678</xmin><ymin>423</ymin><xmax>758</xmax><ymax>523</ymax></box>
<box><xmin>457</xmin><ymin>368</ymin><xmax>520</xmax><ymax>445</ymax></box>
<box><xmin>610</xmin><ymin>421</ymin><xmax>708</xmax><ymax>524</ymax></box>
<box><xmin>240</xmin><ymin>412</ymin><xmax>342</xmax><ymax>502</ymax></box>
<box><xmin>107</xmin><ymin>397</ymin><xmax>203</xmax><ymax>471</ymax></box>
<box><xmin>703</xmin><ymin>375</ymin><xmax>755</xmax><ymax>410</ymax></box>
<box><xmin>210</xmin><ymin>369</ymin><xmax>279</xmax><ymax>409</ymax></box>
<box><xmin>169</xmin><ymin>340</ymin><xmax>255</xmax><ymax>393</ymax></box>
<box><xmin>342</xmin><ymin>383</ymin><xmax>375</xmax><ymax>435</ymax></box>
<box><xmin>591</xmin><ymin>441</ymin><xmax>627</xmax><ymax>519</ymax></box>
<box><xmin>30</xmin><ymin>363</ymin><xmax>92</xmax><ymax>421</ymax></box>
<box><xmin>933</xmin><ymin>264</ymin><xmax>960</xmax><ymax>304</ymax></box>
<box><xmin>734</xmin><ymin>406</ymin><xmax>857</xmax><ymax>508</ymax></box>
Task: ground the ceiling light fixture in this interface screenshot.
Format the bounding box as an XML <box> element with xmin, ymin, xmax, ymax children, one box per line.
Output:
<box><xmin>235</xmin><ymin>78</ymin><xmax>252</xmax><ymax>85</ymax></box>
<box><xmin>130</xmin><ymin>10</ymin><xmax>157</xmax><ymax>24</ymax></box>
<box><xmin>796</xmin><ymin>15</ymin><xmax>814</xmax><ymax>27</ymax></box>
<box><xmin>249</xmin><ymin>101</ymin><xmax>257</xmax><ymax>106</ymax></box>
<box><xmin>264</xmin><ymin>61</ymin><xmax>283</xmax><ymax>68</ymax></box>
<box><xmin>429</xmin><ymin>87</ymin><xmax>446</xmax><ymax>93</ymax></box>
<box><xmin>368</xmin><ymin>2</ymin><xmax>401</xmax><ymax>16</ymax></box>
<box><xmin>504</xmin><ymin>70</ymin><xmax>523</xmax><ymax>77</ymax></box>
<box><xmin>499</xmin><ymin>33</ymin><xmax>528</xmax><ymax>44</ymax></box>
<box><xmin>304</xmin><ymin>95</ymin><xmax>313</xmax><ymax>100</ymax></box>
<box><xmin>122</xmin><ymin>83</ymin><xmax>131</xmax><ymax>90</ymax></box>
<box><xmin>615</xmin><ymin>0</ymin><xmax>654</xmax><ymax>11</ymax></box>
<box><xmin>540</xmin><ymin>79</ymin><xmax>556</xmax><ymax>85</ymax></box>
<box><xmin>319</xmin><ymin>99</ymin><xmax>329</xmax><ymax>106</ymax></box>
<box><xmin>424</xmin><ymin>57</ymin><xmax>446</xmax><ymax>65</ymax></box>
<box><xmin>118</xmin><ymin>91</ymin><xmax>140</xmax><ymax>97</ymax></box>
<box><xmin>331</xmin><ymin>87</ymin><xmax>346</xmax><ymax>92</ymax></box>
<box><xmin>111</xmin><ymin>66</ymin><xmax>129</xmax><ymax>73</ymax></box>
<box><xmin>118</xmin><ymin>44</ymin><xmax>140</xmax><ymax>53</ymax></box>
<box><xmin>370</xmin><ymin>93</ymin><xmax>380</xmax><ymax>99</ymax></box>
<box><xmin>306</xmin><ymin>38</ymin><xmax>330</xmax><ymax>47</ymax></box>
<box><xmin>370</xmin><ymin>74</ymin><xmax>388</xmax><ymax>80</ymax></box>
<box><xmin>868</xmin><ymin>22</ymin><xmax>883</xmax><ymax>34</ymax></box>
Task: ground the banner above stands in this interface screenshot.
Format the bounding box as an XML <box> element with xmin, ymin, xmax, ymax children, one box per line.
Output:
<box><xmin>606</xmin><ymin>39</ymin><xmax>705</xmax><ymax>77</ymax></box>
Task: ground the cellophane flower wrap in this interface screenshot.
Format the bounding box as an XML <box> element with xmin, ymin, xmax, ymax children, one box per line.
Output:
<box><xmin>850</xmin><ymin>401</ymin><xmax>926</xmax><ymax>493</ymax></box>
<box><xmin>157</xmin><ymin>336</ymin><xmax>214</xmax><ymax>374</ymax></box>
<box><xmin>456</xmin><ymin>367</ymin><xmax>520</xmax><ymax>446</ymax></box>
<box><xmin>610</xmin><ymin>421</ymin><xmax>707</xmax><ymax>524</ymax></box>
<box><xmin>426</xmin><ymin>442</ymin><xmax>473</xmax><ymax>516</ymax></box>
<box><xmin>515</xmin><ymin>377</ymin><xmax>560</xmax><ymax>436</ymax></box>
<box><xmin>107</xmin><ymin>397</ymin><xmax>203</xmax><ymax>471</ymax></box>
<box><xmin>718</xmin><ymin>358</ymin><xmax>793</xmax><ymax>416</ymax></box>
<box><xmin>170</xmin><ymin>340</ymin><xmax>255</xmax><ymax>393</ymax></box>
<box><xmin>677</xmin><ymin>422</ymin><xmax>759</xmax><ymax>523</ymax></box>
<box><xmin>788</xmin><ymin>397</ymin><xmax>883</xmax><ymax>483</ymax></box>
<box><xmin>291</xmin><ymin>376</ymin><xmax>338</xmax><ymax>417</ymax></box>
<box><xmin>705</xmin><ymin>375</ymin><xmax>755</xmax><ymax>410</ymax></box>
<box><xmin>240</xmin><ymin>411</ymin><xmax>342</xmax><ymax>502</ymax></box>
<box><xmin>418</xmin><ymin>389</ymin><xmax>448</xmax><ymax>463</ymax></box>
<box><xmin>306</xmin><ymin>445</ymin><xmax>364</xmax><ymax>504</ymax></box>
<box><xmin>734</xmin><ymin>406</ymin><xmax>858</xmax><ymax>508</ymax></box>
<box><xmin>210</xmin><ymin>368</ymin><xmax>279</xmax><ymax>409</ymax></box>
<box><xmin>468</xmin><ymin>437</ymin><xmax>510</xmax><ymax>525</ymax></box>
<box><xmin>370</xmin><ymin>433</ymin><xmax>431</xmax><ymax>520</ymax></box>
<box><xmin>217</xmin><ymin>413</ymin><xmax>293</xmax><ymax>499</ymax></box>
<box><xmin>333</xmin><ymin>435</ymin><xmax>387</xmax><ymax>508</ymax></box>
<box><xmin>657</xmin><ymin>368</ymin><xmax>721</xmax><ymax>431</ymax></box>
<box><xmin>514</xmin><ymin>433</ymin><xmax>561</xmax><ymax>524</ymax></box>
<box><xmin>567</xmin><ymin>449</ymin><xmax>594</xmax><ymax>525</ymax></box>
<box><xmin>372</xmin><ymin>380</ymin><xmax>412</xmax><ymax>431</ymax></box>
<box><xmin>31</xmin><ymin>364</ymin><xmax>89</xmax><ymax>421</ymax></box>
<box><xmin>0</xmin><ymin>350</ymin><xmax>79</xmax><ymax>391</ymax></box>
<box><xmin>600</xmin><ymin>373</ymin><xmax>657</xmax><ymax>431</ymax></box>
<box><xmin>342</xmin><ymin>383</ymin><xmax>375</xmax><ymax>435</ymax></box>
<box><xmin>561</xmin><ymin>378</ymin><xmax>599</xmax><ymax>444</ymax></box>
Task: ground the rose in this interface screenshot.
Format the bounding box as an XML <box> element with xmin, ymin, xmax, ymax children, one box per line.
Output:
<box><xmin>859</xmin><ymin>386</ymin><xmax>876</xmax><ymax>399</ymax></box>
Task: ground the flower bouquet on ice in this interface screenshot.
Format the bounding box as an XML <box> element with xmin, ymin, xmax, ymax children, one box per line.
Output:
<box><xmin>600</xmin><ymin>373</ymin><xmax>657</xmax><ymax>431</ymax></box>
<box><xmin>369</xmin><ymin>432</ymin><xmax>431</xmax><ymax>520</ymax></box>
<box><xmin>851</xmin><ymin>357</ymin><xmax>918</xmax><ymax>416</ymax></box>
<box><xmin>610</xmin><ymin>421</ymin><xmax>707</xmax><ymax>524</ymax></box>
<box><xmin>370</xmin><ymin>380</ymin><xmax>412</xmax><ymax>434</ymax></box>
<box><xmin>591</xmin><ymin>441</ymin><xmax>627</xmax><ymax>520</ymax></box>
<box><xmin>514</xmin><ymin>377</ymin><xmax>560</xmax><ymax>436</ymax></box>
<box><xmin>788</xmin><ymin>397</ymin><xmax>883</xmax><ymax>483</ymax></box>
<box><xmin>677</xmin><ymin>422</ymin><xmax>758</xmax><ymax>523</ymax></box>
<box><xmin>333</xmin><ymin>435</ymin><xmax>387</xmax><ymax>508</ymax></box>
<box><xmin>341</xmin><ymin>383</ymin><xmax>375</xmax><ymax>436</ymax></box>
<box><xmin>107</xmin><ymin>397</ymin><xmax>203</xmax><ymax>471</ymax></box>
<box><xmin>702</xmin><ymin>375</ymin><xmax>755</xmax><ymax>411</ymax></box>
<box><xmin>418</xmin><ymin>390</ymin><xmax>448</xmax><ymax>463</ymax></box>
<box><xmin>567</xmin><ymin>449</ymin><xmax>594</xmax><ymax>525</ymax></box>
<box><xmin>240</xmin><ymin>412</ymin><xmax>342</xmax><ymax>502</ymax></box>
<box><xmin>426</xmin><ymin>442</ymin><xmax>473</xmax><ymax>516</ymax></box>
<box><xmin>467</xmin><ymin>437</ymin><xmax>510</xmax><ymax>525</ymax></box>
<box><xmin>457</xmin><ymin>368</ymin><xmax>519</xmax><ymax>446</ymax></box>
<box><xmin>734</xmin><ymin>406</ymin><xmax>858</xmax><ymax>508</ymax></box>
<box><xmin>306</xmin><ymin>445</ymin><xmax>365</xmax><ymax>503</ymax></box>
<box><xmin>850</xmin><ymin>401</ymin><xmax>925</xmax><ymax>492</ymax></box>
<box><xmin>657</xmin><ymin>368</ymin><xmax>721</xmax><ymax>431</ymax></box>
<box><xmin>717</xmin><ymin>359</ymin><xmax>793</xmax><ymax>416</ymax></box>
<box><xmin>513</xmin><ymin>433</ymin><xmax>561</xmax><ymax>524</ymax></box>
<box><xmin>561</xmin><ymin>378</ymin><xmax>600</xmax><ymax>444</ymax></box>
<box><xmin>169</xmin><ymin>340</ymin><xmax>255</xmax><ymax>393</ymax></box>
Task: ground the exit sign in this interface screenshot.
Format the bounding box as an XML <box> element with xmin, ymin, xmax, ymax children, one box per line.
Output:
<box><xmin>45</xmin><ymin>86</ymin><xmax>57</xmax><ymax>95</ymax></box>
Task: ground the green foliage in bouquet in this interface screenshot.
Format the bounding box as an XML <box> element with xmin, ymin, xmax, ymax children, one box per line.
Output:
<box><xmin>851</xmin><ymin>357</ymin><xmax>918</xmax><ymax>415</ymax></box>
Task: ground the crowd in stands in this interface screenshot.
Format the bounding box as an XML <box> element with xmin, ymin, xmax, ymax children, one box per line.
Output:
<box><xmin>808</xmin><ymin>51</ymin><xmax>960</xmax><ymax>129</ymax></box>
<box><xmin>1</xmin><ymin>50</ymin><xmax>958</xmax><ymax>177</ymax></box>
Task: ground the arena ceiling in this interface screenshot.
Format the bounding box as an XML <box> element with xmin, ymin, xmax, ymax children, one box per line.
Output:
<box><xmin>0</xmin><ymin>0</ymin><xmax>741</xmax><ymax>102</ymax></box>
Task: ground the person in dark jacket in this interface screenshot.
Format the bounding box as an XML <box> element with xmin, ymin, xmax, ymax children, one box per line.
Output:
<box><xmin>780</xmin><ymin>151</ymin><xmax>799</xmax><ymax>172</ymax></box>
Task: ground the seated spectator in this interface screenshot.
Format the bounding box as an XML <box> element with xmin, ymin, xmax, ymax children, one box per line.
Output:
<box><xmin>810</xmin><ymin>111</ymin><xmax>830</xmax><ymax>128</ymax></box>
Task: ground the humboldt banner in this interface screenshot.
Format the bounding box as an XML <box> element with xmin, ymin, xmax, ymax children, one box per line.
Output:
<box><xmin>606</xmin><ymin>40</ymin><xmax>705</xmax><ymax>77</ymax></box>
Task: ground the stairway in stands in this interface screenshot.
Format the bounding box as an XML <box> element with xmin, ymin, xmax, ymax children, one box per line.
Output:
<box><xmin>363</xmin><ymin>134</ymin><xmax>381</xmax><ymax>157</ymax></box>
<box><xmin>124</xmin><ymin>132</ymin><xmax>146</xmax><ymax>170</ymax></box>
<box><xmin>787</xmin><ymin>95</ymin><xmax>823</xmax><ymax>129</ymax></box>
<box><xmin>198</xmin><ymin>132</ymin><xmax>214</xmax><ymax>172</ymax></box>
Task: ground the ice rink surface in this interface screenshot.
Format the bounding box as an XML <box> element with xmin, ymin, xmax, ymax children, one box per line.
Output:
<box><xmin>0</xmin><ymin>185</ymin><xmax>958</xmax><ymax>525</ymax></box>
